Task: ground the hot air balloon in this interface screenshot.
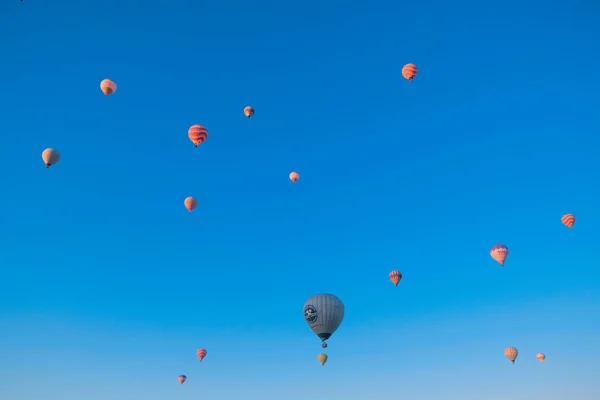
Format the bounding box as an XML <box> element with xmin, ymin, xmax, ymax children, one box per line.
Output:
<box><xmin>303</xmin><ymin>293</ymin><xmax>344</xmax><ymax>349</ymax></box>
<box><xmin>561</xmin><ymin>214</ymin><xmax>575</xmax><ymax>228</ymax></box>
<box><xmin>536</xmin><ymin>353</ymin><xmax>545</xmax><ymax>363</ymax></box>
<box><xmin>41</xmin><ymin>148</ymin><xmax>60</xmax><ymax>168</ymax></box>
<box><xmin>197</xmin><ymin>348</ymin><xmax>207</xmax><ymax>361</ymax></box>
<box><xmin>490</xmin><ymin>244</ymin><xmax>508</xmax><ymax>266</ymax></box>
<box><xmin>178</xmin><ymin>375</ymin><xmax>187</xmax><ymax>384</ymax></box>
<box><xmin>184</xmin><ymin>197</ymin><xmax>198</xmax><ymax>212</ymax></box>
<box><xmin>188</xmin><ymin>125</ymin><xmax>208</xmax><ymax>147</ymax></box>
<box><xmin>402</xmin><ymin>64</ymin><xmax>417</xmax><ymax>81</ymax></box>
<box><xmin>389</xmin><ymin>270</ymin><xmax>402</xmax><ymax>286</ymax></box>
<box><xmin>244</xmin><ymin>106</ymin><xmax>254</xmax><ymax>118</ymax></box>
<box><xmin>317</xmin><ymin>353</ymin><xmax>328</xmax><ymax>366</ymax></box>
<box><xmin>289</xmin><ymin>172</ymin><xmax>299</xmax><ymax>183</ymax></box>
<box><xmin>504</xmin><ymin>346</ymin><xmax>518</xmax><ymax>364</ymax></box>
<box><xmin>100</xmin><ymin>79</ymin><xmax>117</xmax><ymax>96</ymax></box>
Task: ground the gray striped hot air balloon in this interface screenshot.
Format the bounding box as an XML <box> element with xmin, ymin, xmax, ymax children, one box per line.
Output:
<box><xmin>303</xmin><ymin>293</ymin><xmax>344</xmax><ymax>348</ymax></box>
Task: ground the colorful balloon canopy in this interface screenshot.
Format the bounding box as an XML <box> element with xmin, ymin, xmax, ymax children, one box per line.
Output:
<box><xmin>402</xmin><ymin>63</ymin><xmax>418</xmax><ymax>81</ymax></box>
<box><xmin>41</xmin><ymin>148</ymin><xmax>60</xmax><ymax>168</ymax></box>
<box><xmin>317</xmin><ymin>353</ymin><xmax>328</xmax><ymax>366</ymax></box>
<box><xmin>184</xmin><ymin>196</ymin><xmax>198</xmax><ymax>212</ymax></box>
<box><xmin>561</xmin><ymin>214</ymin><xmax>575</xmax><ymax>228</ymax></box>
<box><xmin>244</xmin><ymin>106</ymin><xmax>254</xmax><ymax>118</ymax></box>
<box><xmin>178</xmin><ymin>375</ymin><xmax>186</xmax><ymax>384</ymax></box>
<box><xmin>197</xmin><ymin>348</ymin><xmax>207</xmax><ymax>361</ymax></box>
<box><xmin>303</xmin><ymin>293</ymin><xmax>344</xmax><ymax>348</ymax></box>
<box><xmin>289</xmin><ymin>172</ymin><xmax>299</xmax><ymax>183</ymax></box>
<box><xmin>188</xmin><ymin>125</ymin><xmax>208</xmax><ymax>147</ymax></box>
<box><xmin>504</xmin><ymin>346</ymin><xmax>518</xmax><ymax>363</ymax></box>
<box><xmin>536</xmin><ymin>353</ymin><xmax>545</xmax><ymax>363</ymax></box>
<box><xmin>490</xmin><ymin>244</ymin><xmax>508</xmax><ymax>266</ymax></box>
<box><xmin>389</xmin><ymin>270</ymin><xmax>402</xmax><ymax>286</ymax></box>
<box><xmin>100</xmin><ymin>79</ymin><xmax>117</xmax><ymax>96</ymax></box>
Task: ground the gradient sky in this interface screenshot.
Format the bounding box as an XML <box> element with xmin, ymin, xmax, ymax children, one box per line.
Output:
<box><xmin>1</xmin><ymin>1</ymin><xmax>600</xmax><ymax>399</ymax></box>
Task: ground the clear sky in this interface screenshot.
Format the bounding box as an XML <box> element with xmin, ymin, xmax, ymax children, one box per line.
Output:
<box><xmin>1</xmin><ymin>0</ymin><xmax>599</xmax><ymax>399</ymax></box>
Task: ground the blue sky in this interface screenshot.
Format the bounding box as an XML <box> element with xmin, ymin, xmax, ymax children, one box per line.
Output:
<box><xmin>1</xmin><ymin>0</ymin><xmax>599</xmax><ymax>399</ymax></box>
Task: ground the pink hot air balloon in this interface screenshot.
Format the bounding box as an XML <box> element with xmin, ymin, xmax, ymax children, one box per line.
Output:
<box><xmin>184</xmin><ymin>197</ymin><xmax>198</xmax><ymax>212</ymax></box>
<box><xmin>490</xmin><ymin>244</ymin><xmax>508</xmax><ymax>266</ymax></box>
<box><xmin>178</xmin><ymin>375</ymin><xmax>187</xmax><ymax>384</ymax></box>
<box><xmin>197</xmin><ymin>348</ymin><xmax>207</xmax><ymax>361</ymax></box>
<box><xmin>289</xmin><ymin>172</ymin><xmax>299</xmax><ymax>183</ymax></box>
<box><xmin>41</xmin><ymin>148</ymin><xmax>60</xmax><ymax>168</ymax></box>
<box><xmin>100</xmin><ymin>79</ymin><xmax>117</xmax><ymax>96</ymax></box>
<box><xmin>188</xmin><ymin>124</ymin><xmax>208</xmax><ymax>147</ymax></box>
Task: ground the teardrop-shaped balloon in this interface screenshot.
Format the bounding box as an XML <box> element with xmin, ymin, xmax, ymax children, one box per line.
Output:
<box><xmin>561</xmin><ymin>214</ymin><xmax>575</xmax><ymax>228</ymax></box>
<box><xmin>402</xmin><ymin>64</ymin><xmax>418</xmax><ymax>81</ymax></box>
<box><xmin>289</xmin><ymin>172</ymin><xmax>299</xmax><ymax>183</ymax></box>
<box><xmin>100</xmin><ymin>79</ymin><xmax>117</xmax><ymax>96</ymax></box>
<box><xmin>317</xmin><ymin>353</ymin><xmax>328</xmax><ymax>366</ymax></box>
<box><xmin>184</xmin><ymin>196</ymin><xmax>198</xmax><ymax>212</ymax></box>
<box><xmin>197</xmin><ymin>348</ymin><xmax>207</xmax><ymax>361</ymax></box>
<box><xmin>303</xmin><ymin>294</ymin><xmax>344</xmax><ymax>348</ymax></box>
<box><xmin>490</xmin><ymin>244</ymin><xmax>508</xmax><ymax>266</ymax></box>
<box><xmin>536</xmin><ymin>353</ymin><xmax>545</xmax><ymax>363</ymax></box>
<box><xmin>188</xmin><ymin>125</ymin><xmax>208</xmax><ymax>147</ymax></box>
<box><xmin>504</xmin><ymin>346</ymin><xmax>518</xmax><ymax>363</ymax></box>
<box><xmin>389</xmin><ymin>270</ymin><xmax>402</xmax><ymax>286</ymax></box>
<box><xmin>178</xmin><ymin>375</ymin><xmax>187</xmax><ymax>384</ymax></box>
<box><xmin>41</xmin><ymin>148</ymin><xmax>60</xmax><ymax>168</ymax></box>
<box><xmin>244</xmin><ymin>106</ymin><xmax>254</xmax><ymax>118</ymax></box>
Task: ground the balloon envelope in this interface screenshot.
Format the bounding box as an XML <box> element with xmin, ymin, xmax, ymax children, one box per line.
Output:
<box><xmin>536</xmin><ymin>353</ymin><xmax>545</xmax><ymax>363</ymax></box>
<box><xmin>389</xmin><ymin>270</ymin><xmax>402</xmax><ymax>286</ymax></box>
<box><xmin>317</xmin><ymin>353</ymin><xmax>328</xmax><ymax>366</ymax></box>
<box><xmin>561</xmin><ymin>214</ymin><xmax>575</xmax><ymax>228</ymax></box>
<box><xmin>504</xmin><ymin>346</ymin><xmax>518</xmax><ymax>363</ymax></box>
<box><xmin>303</xmin><ymin>294</ymin><xmax>344</xmax><ymax>344</ymax></box>
<box><xmin>100</xmin><ymin>79</ymin><xmax>117</xmax><ymax>95</ymax></box>
<box><xmin>490</xmin><ymin>244</ymin><xmax>508</xmax><ymax>266</ymax></box>
<box><xmin>184</xmin><ymin>196</ymin><xmax>198</xmax><ymax>212</ymax></box>
<box><xmin>178</xmin><ymin>375</ymin><xmax>187</xmax><ymax>384</ymax></box>
<box><xmin>290</xmin><ymin>172</ymin><xmax>299</xmax><ymax>183</ymax></box>
<box><xmin>41</xmin><ymin>148</ymin><xmax>60</xmax><ymax>168</ymax></box>
<box><xmin>197</xmin><ymin>348</ymin><xmax>207</xmax><ymax>361</ymax></box>
<box><xmin>244</xmin><ymin>106</ymin><xmax>254</xmax><ymax>118</ymax></box>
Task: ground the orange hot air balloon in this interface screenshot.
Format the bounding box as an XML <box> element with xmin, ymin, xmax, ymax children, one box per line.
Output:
<box><xmin>188</xmin><ymin>125</ymin><xmax>208</xmax><ymax>147</ymax></box>
<box><xmin>178</xmin><ymin>375</ymin><xmax>187</xmax><ymax>384</ymax></box>
<box><xmin>504</xmin><ymin>346</ymin><xmax>518</xmax><ymax>364</ymax></box>
<box><xmin>41</xmin><ymin>148</ymin><xmax>60</xmax><ymax>168</ymax></box>
<box><xmin>402</xmin><ymin>64</ymin><xmax>418</xmax><ymax>81</ymax></box>
<box><xmin>100</xmin><ymin>79</ymin><xmax>117</xmax><ymax>96</ymax></box>
<box><xmin>389</xmin><ymin>270</ymin><xmax>402</xmax><ymax>286</ymax></box>
<box><xmin>244</xmin><ymin>106</ymin><xmax>254</xmax><ymax>118</ymax></box>
<box><xmin>184</xmin><ymin>197</ymin><xmax>198</xmax><ymax>212</ymax></box>
<box><xmin>561</xmin><ymin>213</ymin><xmax>575</xmax><ymax>228</ymax></box>
<box><xmin>197</xmin><ymin>348</ymin><xmax>207</xmax><ymax>361</ymax></box>
<box><xmin>289</xmin><ymin>172</ymin><xmax>299</xmax><ymax>183</ymax></box>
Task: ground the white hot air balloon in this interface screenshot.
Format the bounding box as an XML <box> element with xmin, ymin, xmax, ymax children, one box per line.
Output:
<box><xmin>303</xmin><ymin>293</ymin><xmax>344</xmax><ymax>348</ymax></box>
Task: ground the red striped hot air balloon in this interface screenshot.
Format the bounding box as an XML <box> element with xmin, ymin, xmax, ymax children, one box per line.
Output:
<box><xmin>402</xmin><ymin>64</ymin><xmax>418</xmax><ymax>81</ymax></box>
<box><xmin>561</xmin><ymin>214</ymin><xmax>575</xmax><ymax>228</ymax></box>
<box><xmin>197</xmin><ymin>348</ymin><xmax>207</xmax><ymax>361</ymax></box>
<box><xmin>389</xmin><ymin>270</ymin><xmax>402</xmax><ymax>286</ymax></box>
<box><xmin>184</xmin><ymin>197</ymin><xmax>198</xmax><ymax>212</ymax></box>
<box><xmin>178</xmin><ymin>375</ymin><xmax>187</xmax><ymax>384</ymax></box>
<box><xmin>244</xmin><ymin>106</ymin><xmax>254</xmax><ymax>118</ymax></box>
<box><xmin>188</xmin><ymin>125</ymin><xmax>208</xmax><ymax>147</ymax></box>
<box><xmin>289</xmin><ymin>172</ymin><xmax>299</xmax><ymax>183</ymax></box>
<box><xmin>100</xmin><ymin>79</ymin><xmax>117</xmax><ymax>96</ymax></box>
<box><xmin>490</xmin><ymin>244</ymin><xmax>508</xmax><ymax>266</ymax></box>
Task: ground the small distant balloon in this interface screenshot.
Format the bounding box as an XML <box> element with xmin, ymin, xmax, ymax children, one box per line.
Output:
<box><xmin>504</xmin><ymin>346</ymin><xmax>518</xmax><ymax>364</ymax></box>
<box><xmin>178</xmin><ymin>375</ymin><xmax>187</xmax><ymax>384</ymax></box>
<box><xmin>188</xmin><ymin>125</ymin><xmax>208</xmax><ymax>147</ymax></box>
<box><xmin>197</xmin><ymin>348</ymin><xmax>207</xmax><ymax>361</ymax></box>
<box><xmin>317</xmin><ymin>353</ymin><xmax>328</xmax><ymax>366</ymax></box>
<box><xmin>536</xmin><ymin>353</ymin><xmax>545</xmax><ymax>363</ymax></box>
<box><xmin>41</xmin><ymin>148</ymin><xmax>60</xmax><ymax>168</ymax></box>
<box><xmin>184</xmin><ymin>197</ymin><xmax>198</xmax><ymax>212</ymax></box>
<box><xmin>100</xmin><ymin>79</ymin><xmax>117</xmax><ymax>96</ymax></box>
<box><xmin>402</xmin><ymin>64</ymin><xmax>418</xmax><ymax>81</ymax></box>
<box><xmin>289</xmin><ymin>172</ymin><xmax>299</xmax><ymax>183</ymax></box>
<box><xmin>561</xmin><ymin>214</ymin><xmax>575</xmax><ymax>228</ymax></box>
<box><xmin>490</xmin><ymin>244</ymin><xmax>508</xmax><ymax>266</ymax></box>
<box><xmin>389</xmin><ymin>270</ymin><xmax>402</xmax><ymax>286</ymax></box>
<box><xmin>244</xmin><ymin>106</ymin><xmax>255</xmax><ymax>118</ymax></box>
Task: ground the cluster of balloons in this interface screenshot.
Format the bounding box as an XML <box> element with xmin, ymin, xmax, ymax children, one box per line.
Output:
<box><xmin>38</xmin><ymin>65</ymin><xmax>573</xmax><ymax>387</ymax></box>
